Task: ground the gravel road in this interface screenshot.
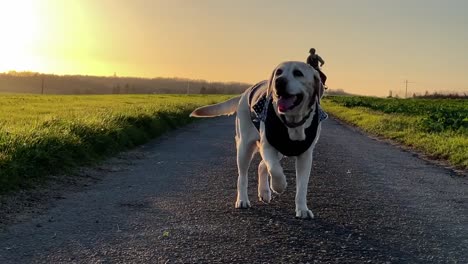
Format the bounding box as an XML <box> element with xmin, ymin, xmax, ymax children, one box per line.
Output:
<box><xmin>0</xmin><ymin>116</ymin><xmax>466</xmax><ymax>263</ymax></box>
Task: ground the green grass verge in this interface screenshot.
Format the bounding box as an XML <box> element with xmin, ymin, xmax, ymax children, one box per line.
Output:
<box><xmin>0</xmin><ymin>94</ymin><xmax>231</xmax><ymax>193</ymax></box>
<box><xmin>322</xmin><ymin>97</ymin><xmax>468</xmax><ymax>170</ymax></box>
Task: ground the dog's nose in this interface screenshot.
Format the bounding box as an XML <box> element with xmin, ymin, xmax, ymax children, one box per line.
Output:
<box><xmin>275</xmin><ymin>77</ymin><xmax>288</xmax><ymax>95</ymax></box>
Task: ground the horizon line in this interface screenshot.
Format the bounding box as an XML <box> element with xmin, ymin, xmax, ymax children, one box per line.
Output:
<box><xmin>0</xmin><ymin>69</ymin><xmax>253</xmax><ymax>85</ymax></box>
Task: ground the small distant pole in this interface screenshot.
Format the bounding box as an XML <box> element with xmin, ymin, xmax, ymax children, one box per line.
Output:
<box><xmin>405</xmin><ymin>80</ymin><xmax>408</xmax><ymax>98</ymax></box>
<box><xmin>187</xmin><ymin>80</ymin><xmax>190</xmax><ymax>94</ymax></box>
<box><xmin>41</xmin><ymin>75</ymin><xmax>45</xmax><ymax>94</ymax></box>
<box><xmin>404</xmin><ymin>80</ymin><xmax>414</xmax><ymax>98</ymax></box>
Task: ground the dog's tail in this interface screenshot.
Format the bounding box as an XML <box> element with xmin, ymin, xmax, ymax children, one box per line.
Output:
<box><xmin>190</xmin><ymin>96</ymin><xmax>241</xmax><ymax>117</ymax></box>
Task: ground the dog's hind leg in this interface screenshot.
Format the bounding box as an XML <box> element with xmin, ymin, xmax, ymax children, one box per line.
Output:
<box><xmin>235</xmin><ymin>138</ymin><xmax>257</xmax><ymax>209</ymax></box>
<box><xmin>257</xmin><ymin>161</ymin><xmax>271</xmax><ymax>203</ymax></box>
<box><xmin>234</xmin><ymin>108</ymin><xmax>260</xmax><ymax>209</ymax></box>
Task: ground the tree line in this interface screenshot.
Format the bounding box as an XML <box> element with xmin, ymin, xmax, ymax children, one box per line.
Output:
<box><xmin>0</xmin><ymin>71</ymin><xmax>252</xmax><ymax>95</ymax></box>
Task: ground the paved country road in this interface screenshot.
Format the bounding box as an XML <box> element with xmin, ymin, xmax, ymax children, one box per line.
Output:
<box><xmin>0</xmin><ymin>117</ymin><xmax>467</xmax><ymax>263</ymax></box>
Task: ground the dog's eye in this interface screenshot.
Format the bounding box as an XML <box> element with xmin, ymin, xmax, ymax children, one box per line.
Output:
<box><xmin>276</xmin><ymin>69</ymin><xmax>283</xmax><ymax>75</ymax></box>
<box><xmin>293</xmin><ymin>69</ymin><xmax>304</xmax><ymax>77</ymax></box>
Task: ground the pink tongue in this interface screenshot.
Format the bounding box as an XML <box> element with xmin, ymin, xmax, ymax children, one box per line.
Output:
<box><xmin>277</xmin><ymin>96</ymin><xmax>297</xmax><ymax>112</ymax></box>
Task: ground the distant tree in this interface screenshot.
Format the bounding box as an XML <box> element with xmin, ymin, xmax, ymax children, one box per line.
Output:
<box><xmin>129</xmin><ymin>85</ymin><xmax>136</xmax><ymax>94</ymax></box>
<box><xmin>200</xmin><ymin>86</ymin><xmax>207</xmax><ymax>94</ymax></box>
<box><xmin>112</xmin><ymin>85</ymin><xmax>121</xmax><ymax>94</ymax></box>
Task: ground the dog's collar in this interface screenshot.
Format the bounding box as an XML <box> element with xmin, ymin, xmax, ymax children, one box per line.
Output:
<box><xmin>278</xmin><ymin>94</ymin><xmax>322</xmax><ymax>128</ymax></box>
<box><xmin>279</xmin><ymin>104</ymin><xmax>315</xmax><ymax>128</ymax></box>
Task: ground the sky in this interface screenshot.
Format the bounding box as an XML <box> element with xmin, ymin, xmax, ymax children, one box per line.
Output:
<box><xmin>0</xmin><ymin>0</ymin><xmax>467</xmax><ymax>96</ymax></box>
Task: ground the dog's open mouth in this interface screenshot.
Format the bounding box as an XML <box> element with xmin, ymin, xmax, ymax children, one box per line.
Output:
<box><xmin>277</xmin><ymin>94</ymin><xmax>303</xmax><ymax>112</ymax></box>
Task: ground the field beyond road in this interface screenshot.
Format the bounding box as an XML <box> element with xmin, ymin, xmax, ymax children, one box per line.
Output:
<box><xmin>322</xmin><ymin>96</ymin><xmax>468</xmax><ymax>170</ymax></box>
<box><xmin>0</xmin><ymin>94</ymin><xmax>231</xmax><ymax>193</ymax></box>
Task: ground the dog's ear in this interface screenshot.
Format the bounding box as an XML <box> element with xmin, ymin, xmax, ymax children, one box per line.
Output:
<box><xmin>313</xmin><ymin>74</ymin><xmax>324</xmax><ymax>103</ymax></box>
<box><xmin>318</xmin><ymin>77</ymin><xmax>324</xmax><ymax>101</ymax></box>
<box><xmin>266</xmin><ymin>68</ymin><xmax>276</xmax><ymax>97</ymax></box>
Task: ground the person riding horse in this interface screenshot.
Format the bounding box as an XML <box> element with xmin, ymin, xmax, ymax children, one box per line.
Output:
<box><xmin>306</xmin><ymin>48</ymin><xmax>327</xmax><ymax>87</ymax></box>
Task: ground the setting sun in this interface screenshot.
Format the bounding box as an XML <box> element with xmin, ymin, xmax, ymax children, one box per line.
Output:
<box><xmin>0</xmin><ymin>0</ymin><xmax>46</xmax><ymax>72</ymax></box>
<box><xmin>0</xmin><ymin>0</ymin><xmax>106</xmax><ymax>75</ymax></box>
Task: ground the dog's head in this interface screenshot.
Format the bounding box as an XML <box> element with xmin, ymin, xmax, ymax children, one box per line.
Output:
<box><xmin>267</xmin><ymin>61</ymin><xmax>323</xmax><ymax>115</ymax></box>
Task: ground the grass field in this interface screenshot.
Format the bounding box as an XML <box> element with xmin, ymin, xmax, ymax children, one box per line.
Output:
<box><xmin>322</xmin><ymin>96</ymin><xmax>468</xmax><ymax>170</ymax></box>
<box><xmin>0</xmin><ymin>94</ymin><xmax>231</xmax><ymax>193</ymax></box>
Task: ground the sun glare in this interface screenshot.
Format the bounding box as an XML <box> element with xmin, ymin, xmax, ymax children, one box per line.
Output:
<box><xmin>0</xmin><ymin>0</ymin><xmax>47</xmax><ymax>73</ymax></box>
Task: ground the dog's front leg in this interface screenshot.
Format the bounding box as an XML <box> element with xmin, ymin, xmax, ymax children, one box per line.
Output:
<box><xmin>260</xmin><ymin>140</ymin><xmax>287</xmax><ymax>194</ymax></box>
<box><xmin>257</xmin><ymin>160</ymin><xmax>271</xmax><ymax>203</ymax></box>
<box><xmin>295</xmin><ymin>148</ymin><xmax>314</xmax><ymax>219</ymax></box>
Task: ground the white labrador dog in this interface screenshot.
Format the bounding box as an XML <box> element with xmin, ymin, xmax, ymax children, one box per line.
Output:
<box><xmin>190</xmin><ymin>61</ymin><xmax>326</xmax><ymax>219</ymax></box>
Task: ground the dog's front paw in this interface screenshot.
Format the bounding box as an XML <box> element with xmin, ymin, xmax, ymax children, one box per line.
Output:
<box><xmin>270</xmin><ymin>178</ymin><xmax>287</xmax><ymax>194</ymax></box>
<box><xmin>235</xmin><ymin>200</ymin><xmax>251</xmax><ymax>209</ymax></box>
<box><xmin>258</xmin><ymin>188</ymin><xmax>271</xmax><ymax>203</ymax></box>
<box><xmin>295</xmin><ymin>209</ymin><xmax>314</xmax><ymax>219</ymax></box>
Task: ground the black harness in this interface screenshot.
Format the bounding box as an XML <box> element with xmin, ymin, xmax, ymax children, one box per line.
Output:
<box><xmin>264</xmin><ymin>100</ymin><xmax>320</xmax><ymax>156</ymax></box>
<box><xmin>247</xmin><ymin>81</ymin><xmax>327</xmax><ymax>157</ymax></box>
